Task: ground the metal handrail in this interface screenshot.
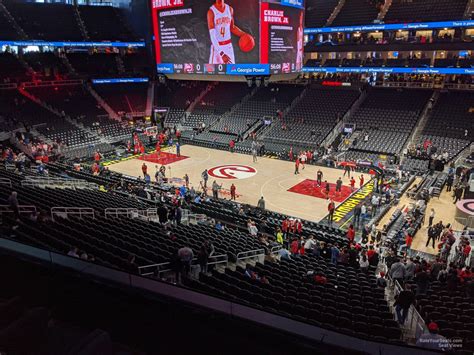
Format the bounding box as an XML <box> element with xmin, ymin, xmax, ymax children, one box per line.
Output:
<box><xmin>270</xmin><ymin>245</ymin><xmax>283</xmax><ymax>255</ymax></box>
<box><xmin>105</xmin><ymin>208</ymin><xmax>160</xmax><ymax>222</ymax></box>
<box><xmin>188</xmin><ymin>213</ymin><xmax>208</xmax><ymax>225</ymax></box>
<box><xmin>236</xmin><ymin>248</ymin><xmax>265</xmax><ymax>261</ymax></box>
<box><xmin>51</xmin><ymin>207</ymin><xmax>95</xmax><ymax>222</ymax></box>
<box><xmin>138</xmin><ymin>254</ymin><xmax>229</xmax><ymax>277</ymax></box>
<box><xmin>105</xmin><ymin>208</ymin><xmax>139</xmax><ymax>219</ymax></box>
<box><xmin>0</xmin><ymin>205</ymin><xmax>37</xmax><ymax>215</ymax></box>
<box><xmin>392</xmin><ymin>278</ymin><xmax>428</xmax><ymax>342</ymax></box>
<box><xmin>138</xmin><ymin>261</ymin><xmax>171</xmax><ymax>277</ymax></box>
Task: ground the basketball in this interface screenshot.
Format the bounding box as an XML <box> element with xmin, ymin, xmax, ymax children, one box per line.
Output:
<box><xmin>239</xmin><ymin>34</ymin><xmax>255</xmax><ymax>52</ymax></box>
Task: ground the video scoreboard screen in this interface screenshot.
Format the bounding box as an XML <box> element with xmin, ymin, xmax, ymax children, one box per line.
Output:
<box><xmin>151</xmin><ymin>0</ymin><xmax>304</xmax><ymax>75</ymax></box>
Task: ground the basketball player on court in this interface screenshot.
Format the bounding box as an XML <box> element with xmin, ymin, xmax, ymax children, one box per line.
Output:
<box><xmin>296</xmin><ymin>12</ymin><xmax>304</xmax><ymax>70</ymax></box>
<box><xmin>207</xmin><ymin>0</ymin><xmax>247</xmax><ymax>64</ymax></box>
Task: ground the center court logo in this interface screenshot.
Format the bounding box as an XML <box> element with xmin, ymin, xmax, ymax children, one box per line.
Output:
<box><xmin>208</xmin><ymin>165</ymin><xmax>257</xmax><ymax>180</ymax></box>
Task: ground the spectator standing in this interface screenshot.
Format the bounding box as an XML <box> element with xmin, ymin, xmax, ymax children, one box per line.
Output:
<box><xmin>294</xmin><ymin>158</ymin><xmax>300</xmax><ymax>175</ymax></box>
<box><xmin>390</xmin><ymin>258</ymin><xmax>406</xmax><ymax>286</ymax></box>
<box><xmin>376</xmin><ymin>272</ymin><xmax>387</xmax><ymax>288</ymax></box>
<box><xmin>426</xmin><ymin>225</ymin><xmax>437</xmax><ymax>249</ymax></box>
<box><xmin>325</xmin><ymin>180</ymin><xmax>330</xmax><ymax>199</ymax></box>
<box><xmin>446</xmin><ymin>174</ymin><xmax>454</xmax><ymax>192</ymax></box>
<box><xmin>212</xmin><ymin>180</ymin><xmax>222</xmax><ymax>199</ymax></box>
<box><xmin>346</xmin><ymin>224</ymin><xmax>355</xmax><ymax>244</ymax></box>
<box><xmin>157</xmin><ymin>205</ymin><xmax>168</xmax><ymax>225</ymax></box>
<box><xmin>353</xmin><ymin>204</ymin><xmax>361</xmax><ymax>227</ymax></box>
<box><xmin>201</xmin><ymin>169</ymin><xmax>209</xmax><ymax>188</ymax></box>
<box><xmin>343</xmin><ymin>164</ymin><xmax>351</xmax><ymax>178</ymax></box>
<box><xmin>371</xmin><ymin>194</ymin><xmax>379</xmax><ymax>217</ymax></box>
<box><xmin>8</xmin><ymin>191</ymin><xmax>20</xmax><ymax>221</ymax></box>
<box><xmin>404</xmin><ymin>258</ymin><xmax>416</xmax><ymax>280</ymax></box>
<box><xmin>304</xmin><ymin>235</ymin><xmax>316</xmax><ymax>253</ymax></box>
<box><xmin>394</xmin><ymin>285</ymin><xmax>415</xmax><ymax>325</ymax></box>
<box><xmin>230</xmin><ymin>183</ymin><xmax>236</xmax><ymax>200</ymax></box>
<box><xmin>428</xmin><ymin>208</ymin><xmax>435</xmax><ymax>227</ymax></box>
<box><xmin>335</xmin><ymin>177</ymin><xmax>342</xmax><ymax>196</ymax></box>
<box><xmin>176</xmin><ymin>142</ymin><xmax>181</xmax><ymax>157</ymax></box>
<box><xmin>126</xmin><ymin>254</ymin><xmax>139</xmax><ymax>274</ymax></box>
<box><xmin>414</xmin><ymin>269</ymin><xmax>430</xmax><ymax>295</ymax></box>
<box><xmin>359</xmin><ymin>254</ymin><xmax>369</xmax><ymax>272</ymax></box>
<box><xmin>198</xmin><ymin>240</ymin><xmax>214</xmax><ymax>274</ymax></box>
<box><xmin>316</xmin><ymin>169</ymin><xmax>323</xmax><ymax>187</ymax></box>
<box><xmin>176</xmin><ymin>206</ymin><xmax>182</xmax><ymax>225</ymax></box>
<box><xmin>178</xmin><ymin>246</ymin><xmax>194</xmax><ymax>279</ymax></box>
<box><xmin>257</xmin><ymin>196</ymin><xmax>266</xmax><ymax>210</ymax></box>
<box><xmin>330</xmin><ymin>244</ymin><xmax>340</xmax><ymax>264</ymax></box>
<box><xmin>276</xmin><ymin>228</ymin><xmax>284</xmax><ymax>245</ymax></box>
<box><xmin>453</xmin><ymin>185</ymin><xmax>463</xmax><ymax>204</ymax></box>
<box><xmin>327</xmin><ymin>199</ymin><xmax>335</xmax><ymax>224</ymax></box>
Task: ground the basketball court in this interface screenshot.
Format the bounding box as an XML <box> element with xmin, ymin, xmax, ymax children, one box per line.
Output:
<box><xmin>107</xmin><ymin>145</ymin><xmax>370</xmax><ymax>222</ymax></box>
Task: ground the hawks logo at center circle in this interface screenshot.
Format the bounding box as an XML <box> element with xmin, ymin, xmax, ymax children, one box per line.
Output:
<box><xmin>208</xmin><ymin>165</ymin><xmax>257</xmax><ymax>180</ymax></box>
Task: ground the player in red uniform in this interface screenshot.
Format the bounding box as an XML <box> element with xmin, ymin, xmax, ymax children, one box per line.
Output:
<box><xmin>350</xmin><ymin>177</ymin><xmax>356</xmax><ymax>191</ymax></box>
<box><xmin>155</xmin><ymin>140</ymin><xmax>161</xmax><ymax>157</ymax></box>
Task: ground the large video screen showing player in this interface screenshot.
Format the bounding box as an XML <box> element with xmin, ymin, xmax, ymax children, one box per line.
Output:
<box><xmin>151</xmin><ymin>0</ymin><xmax>260</xmax><ymax>74</ymax></box>
<box><xmin>151</xmin><ymin>0</ymin><xmax>304</xmax><ymax>75</ymax></box>
<box><xmin>261</xmin><ymin>1</ymin><xmax>305</xmax><ymax>74</ymax></box>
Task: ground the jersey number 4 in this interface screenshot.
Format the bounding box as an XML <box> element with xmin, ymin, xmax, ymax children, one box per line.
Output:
<box><xmin>220</xmin><ymin>27</ymin><xmax>226</xmax><ymax>37</ymax></box>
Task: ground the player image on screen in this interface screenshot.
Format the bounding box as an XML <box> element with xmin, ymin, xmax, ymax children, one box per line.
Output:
<box><xmin>207</xmin><ymin>0</ymin><xmax>255</xmax><ymax>64</ymax></box>
<box><xmin>296</xmin><ymin>11</ymin><xmax>304</xmax><ymax>71</ymax></box>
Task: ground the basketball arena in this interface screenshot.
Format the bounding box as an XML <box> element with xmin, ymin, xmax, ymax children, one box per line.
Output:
<box><xmin>0</xmin><ymin>0</ymin><xmax>473</xmax><ymax>354</ymax></box>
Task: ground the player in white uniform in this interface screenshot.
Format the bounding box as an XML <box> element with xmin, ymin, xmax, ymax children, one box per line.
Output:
<box><xmin>296</xmin><ymin>12</ymin><xmax>304</xmax><ymax>71</ymax></box>
<box><xmin>207</xmin><ymin>0</ymin><xmax>247</xmax><ymax>64</ymax></box>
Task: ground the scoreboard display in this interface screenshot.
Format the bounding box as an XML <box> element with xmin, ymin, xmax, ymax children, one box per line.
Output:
<box><xmin>151</xmin><ymin>0</ymin><xmax>304</xmax><ymax>75</ymax></box>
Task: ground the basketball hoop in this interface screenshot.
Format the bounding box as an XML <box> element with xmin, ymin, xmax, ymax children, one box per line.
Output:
<box><xmin>145</xmin><ymin>126</ymin><xmax>158</xmax><ymax>137</ymax></box>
